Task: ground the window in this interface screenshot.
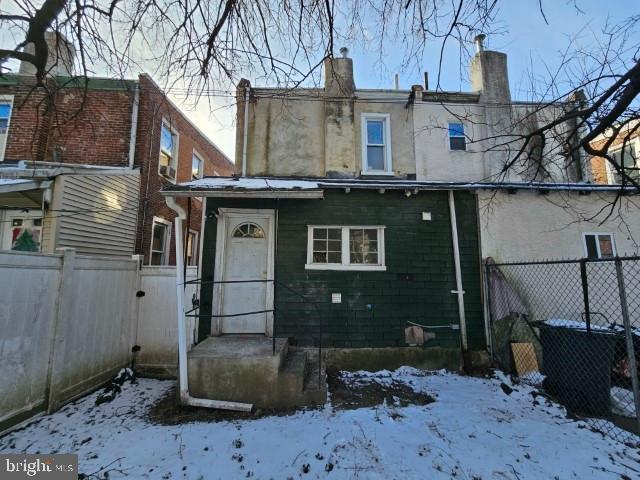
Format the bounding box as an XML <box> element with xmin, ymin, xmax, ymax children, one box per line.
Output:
<box><xmin>232</xmin><ymin>223</ymin><xmax>265</xmax><ymax>238</ymax></box>
<box><xmin>306</xmin><ymin>226</ymin><xmax>386</xmax><ymax>271</ymax></box>
<box><xmin>361</xmin><ymin>114</ymin><xmax>392</xmax><ymax>175</ymax></box>
<box><xmin>6</xmin><ymin>216</ymin><xmax>42</xmax><ymax>252</ymax></box>
<box><xmin>159</xmin><ymin>121</ymin><xmax>178</xmax><ymax>180</ymax></box>
<box><xmin>610</xmin><ymin>143</ymin><xmax>639</xmax><ymax>182</ymax></box>
<box><xmin>448</xmin><ymin>122</ymin><xmax>466</xmax><ymax>151</ymax></box>
<box><xmin>0</xmin><ymin>97</ymin><xmax>13</xmax><ymax>161</ymax></box>
<box><xmin>583</xmin><ymin>233</ymin><xmax>616</xmax><ymax>259</ymax></box>
<box><xmin>150</xmin><ymin>217</ymin><xmax>171</xmax><ymax>265</ymax></box>
<box><xmin>192</xmin><ymin>151</ymin><xmax>203</xmax><ymax>180</ymax></box>
<box><xmin>186</xmin><ymin>230</ymin><xmax>199</xmax><ymax>266</ymax></box>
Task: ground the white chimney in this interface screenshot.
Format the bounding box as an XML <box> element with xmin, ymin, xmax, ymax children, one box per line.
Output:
<box><xmin>19</xmin><ymin>31</ymin><xmax>76</xmax><ymax>77</ymax></box>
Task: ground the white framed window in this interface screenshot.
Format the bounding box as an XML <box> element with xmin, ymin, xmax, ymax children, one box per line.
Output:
<box><xmin>150</xmin><ymin>217</ymin><xmax>172</xmax><ymax>265</ymax></box>
<box><xmin>361</xmin><ymin>113</ymin><xmax>392</xmax><ymax>175</ymax></box>
<box><xmin>0</xmin><ymin>96</ymin><xmax>14</xmax><ymax>161</ymax></box>
<box><xmin>159</xmin><ymin>120</ymin><xmax>178</xmax><ymax>181</ymax></box>
<box><xmin>186</xmin><ymin>229</ymin><xmax>199</xmax><ymax>266</ymax></box>
<box><xmin>583</xmin><ymin>233</ymin><xmax>616</xmax><ymax>259</ymax></box>
<box><xmin>609</xmin><ymin>142</ymin><xmax>639</xmax><ymax>183</ymax></box>
<box><xmin>192</xmin><ymin>150</ymin><xmax>203</xmax><ymax>180</ymax></box>
<box><xmin>305</xmin><ymin>225</ymin><xmax>386</xmax><ymax>271</ymax></box>
<box><xmin>448</xmin><ymin>122</ymin><xmax>466</xmax><ymax>151</ymax></box>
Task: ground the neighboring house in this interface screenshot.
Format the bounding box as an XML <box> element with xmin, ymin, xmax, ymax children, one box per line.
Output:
<box><xmin>589</xmin><ymin>120</ymin><xmax>640</xmax><ymax>185</ymax></box>
<box><xmin>0</xmin><ymin>33</ymin><xmax>234</xmax><ymax>262</ymax></box>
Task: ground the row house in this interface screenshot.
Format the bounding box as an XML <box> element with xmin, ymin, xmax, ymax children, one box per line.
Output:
<box><xmin>0</xmin><ymin>32</ymin><xmax>233</xmax><ymax>265</ymax></box>
<box><xmin>160</xmin><ymin>39</ymin><xmax>640</xmax><ymax>409</ymax></box>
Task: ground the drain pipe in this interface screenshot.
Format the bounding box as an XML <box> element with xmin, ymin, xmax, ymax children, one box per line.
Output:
<box><xmin>166</xmin><ymin>196</ymin><xmax>253</xmax><ymax>412</ymax></box>
<box><xmin>241</xmin><ymin>86</ymin><xmax>249</xmax><ymax>177</ymax></box>
<box><xmin>448</xmin><ymin>190</ymin><xmax>468</xmax><ymax>351</ymax></box>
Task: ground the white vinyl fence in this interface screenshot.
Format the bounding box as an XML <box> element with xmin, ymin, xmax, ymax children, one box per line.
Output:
<box><xmin>0</xmin><ymin>250</ymin><xmax>197</xmax><ymax>434</ymax></box>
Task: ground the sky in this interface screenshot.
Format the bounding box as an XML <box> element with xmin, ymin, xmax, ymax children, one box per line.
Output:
<box><xmin>1</xmin><ymin>1</ymin><xmax>637</xmax><ymax>163</ymax></box>
<box><xmin>174</xmin><ymin>0</ymin><xmax>637</xmax><ymax>163</ymax></box>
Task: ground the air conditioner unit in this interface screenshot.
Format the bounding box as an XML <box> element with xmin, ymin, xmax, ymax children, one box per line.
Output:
<box><xmin>159</xmin><ymin>165</ymin><xmax>168</xmax><ymax>176</ymax></box>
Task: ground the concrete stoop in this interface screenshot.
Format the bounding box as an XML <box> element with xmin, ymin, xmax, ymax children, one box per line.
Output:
<box><xmin>187</xmin><ymin>336</ymin><xmax>327</xmax><ymax>409</ymax></box>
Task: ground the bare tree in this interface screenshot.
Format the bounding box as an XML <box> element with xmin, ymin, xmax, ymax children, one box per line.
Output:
<box><xmin>0</xmin><ymin>1</ymin><xmax>638</xmax><ymax>189</ymax></box>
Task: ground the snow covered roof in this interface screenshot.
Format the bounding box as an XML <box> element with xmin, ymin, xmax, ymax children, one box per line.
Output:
<box><xmin>163</xmin><ymin>176</ymin><xmax>634</xmax><ymax>198</ymax></box>
<box><xmin>0</xmin><ymin>178</ymin><xmax>52</xmax><ymax>194</ymax></box>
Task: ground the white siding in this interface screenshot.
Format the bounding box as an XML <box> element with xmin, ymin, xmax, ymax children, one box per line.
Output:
<box><xmin>56</xmin><ymin>174</ymin><xmax>140</xmax><ymax>256</ymax></box>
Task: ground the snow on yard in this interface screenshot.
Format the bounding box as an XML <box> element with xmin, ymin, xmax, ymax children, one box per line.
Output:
<box><xmin>2</xmin><ymin>368</ymin><xmax>639</xmax><ymax>479</ymax></box>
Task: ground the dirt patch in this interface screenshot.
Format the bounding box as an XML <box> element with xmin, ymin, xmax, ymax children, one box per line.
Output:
<box><xmin>326</xmin><ymin>368</ymin><xmax>435</xmax><ymax>410</ymax></box>
<box><xmin>146</xmin><ymin>387</ymin><xmax>310</xmax><ymax>425</ymax></box>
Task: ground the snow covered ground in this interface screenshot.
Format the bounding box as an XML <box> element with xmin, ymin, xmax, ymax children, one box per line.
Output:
<box><xmin>1</xmin><ymin>368</ymin><xmax>639</xmax><ymax>479</ymax></box>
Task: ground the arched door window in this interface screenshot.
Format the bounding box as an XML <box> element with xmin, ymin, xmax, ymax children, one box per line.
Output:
<box><xmin>232</xmin><ymin>222</ymin><xmax>265</xmax><ymax>239</ymax></box>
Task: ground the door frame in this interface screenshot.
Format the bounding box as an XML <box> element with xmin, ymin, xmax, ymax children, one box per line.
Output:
<box><xmin>212</xmin><ymin>208</ymin><xmax>275</xmax><ymax>336</ymax></box>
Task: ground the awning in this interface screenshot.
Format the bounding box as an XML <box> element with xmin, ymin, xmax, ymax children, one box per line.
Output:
<box><xmin>0</xmin><ymin>179</ymin><xmax>52</xmax><ymax>209</ymax></box>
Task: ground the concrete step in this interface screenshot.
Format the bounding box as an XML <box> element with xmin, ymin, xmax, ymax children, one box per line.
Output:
<box><xmin>279</xmin><ymin>350</ymin><xmax>308</xmax><ymax>394</ymax></box>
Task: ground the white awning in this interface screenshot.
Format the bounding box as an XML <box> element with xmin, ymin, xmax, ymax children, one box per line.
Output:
<box><xmin>0</xmin><ymin>179</ymin><xmax>52</xmax><ymax>194</ymax></box>
<box><xmin>163</xmin><ymin>177</ymin><xmax>324</xmax><ymax>198</ymax></box>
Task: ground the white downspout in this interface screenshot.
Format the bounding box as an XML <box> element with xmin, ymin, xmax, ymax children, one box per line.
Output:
<box><xmin>241</xmin><ymin>87</ymin><xmax>249</xmax><ymax>177</ymax></box>
<box><xmin>166</xmin><ymin>195</ymin><xmax>253</xmax><ymax>412</ymax></box>
<box><xmin>128</xmin><ymin>83</ymin><xmax>140</xmax><ymax>169</ymax></box>
<box><xmin>448</xmin><ymin>190</ymin><xmax>468</xmax><ymax>351</ymax></box>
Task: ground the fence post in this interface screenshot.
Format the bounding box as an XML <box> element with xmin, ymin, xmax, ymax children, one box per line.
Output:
<box><xmin>45</xmin><ymin>247</ymin><xmax>76</xmax><ymax>413</ymax></box>
<box><xmin>484</xmin><ymin>261</ymin><xmax>494</xmax><ymax>358</ymax></box>
<box><xmin>131</xmin><ymin>254</ymin><xmax>143</xmax><ymax>351</ymax></box>
<box><xmin>614</xmin><ymin>258</ymin><xmax>640</xmax><ymax>432</ymax></box>
<box><xmin>579</xmin><ymin>259</ymin><xmax>591</xmax><ymax>333</ymax></box>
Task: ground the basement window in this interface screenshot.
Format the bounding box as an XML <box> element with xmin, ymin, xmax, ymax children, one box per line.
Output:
<box><xmin>306</xmin><ymin>226</ymin><xmax>386</xmax><ymax>271</ymax></box>
<box><xmin>159</xmin><ymin>121</ymin><xmax>178</xmax><ymax>181</ymax></box>
<box><xmin>583</xmin><ymin>233</ymin><xmax>616</xmax><ymax>259</ymax></box>
<box><xmin>361</xmin><ymin>114</ymin><xmax>393</xmax><ymax>175</ymax></box>
<box><xmin>448</xmin><ymin>122</ymin><xmax>466</xmax><ymax>151</ymax></box>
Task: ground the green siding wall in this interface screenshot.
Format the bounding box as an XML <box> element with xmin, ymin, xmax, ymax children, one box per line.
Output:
<box><xmin>199</xmin><ymin>190</ymin><xmax>485</xmax><ymax>350</ymax></box>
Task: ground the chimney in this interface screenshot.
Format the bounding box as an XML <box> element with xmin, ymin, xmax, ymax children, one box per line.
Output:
<box><xmin>469</xmin><ymin>34</ymin><xmax>511</xmax><ymax>103</ymax></box>
<box><xmin>19</xmin><ymin>31</ymin><xmax>75</xmax><ymax>77</ymax></box>
<box><xmin>324</xmin><ymin>47</ymin><xmax>355</xmax><ymax>97</ymax></box>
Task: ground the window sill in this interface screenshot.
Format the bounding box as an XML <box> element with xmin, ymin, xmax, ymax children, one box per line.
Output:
<box><xmin>360</xmin><ymin>170</ymin><xmax>395</xmax><ymax>176</ymax></box>
<box><xmin>304</xmin><ymin>264</ymin><xmax>386</xmax><ymax>271</ymax></box>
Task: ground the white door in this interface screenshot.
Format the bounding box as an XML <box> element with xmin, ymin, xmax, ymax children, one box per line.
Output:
<box><xmin>217</xmin><ymin>211</ymin><xmax>274</xmax><ymax>334</ymax></box>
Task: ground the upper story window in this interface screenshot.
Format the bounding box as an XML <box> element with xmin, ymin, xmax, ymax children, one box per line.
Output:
<box><xmin>305</xmin><ymin>225</ymin><xmax>386</xmax><ymax>271</ymax></box>
<box><xmin>192</xmin><ymin>151</ymin><xmax>203</xmax><ymax>180</ymax></box>
<box><xmin>610</xmin><ymin>143</ymin><xmax>639</xmax><ymax>182</ymax></box>
<box><xmin>159</xmin><ymin>121</ymin><xmax>178</xmax><ymax>181</ymax></box>
<box><xmin>0</xmin><ymin>97</ymin><xmax>13</xmax><ymax>161</ymax></box>
<box><xmin>448</xmin><ymin>122</ymin><xmax>466</xmax><ymax>151</ymax></box>
<box><xmin>583</xmin><ymin>233</ymin><xmax>616</xmax><ymax>259</ymax></box>
<box><xmin>361</xmin><ymin>113</ymin><xmax>392</xmax><ymax>175</ymax></box>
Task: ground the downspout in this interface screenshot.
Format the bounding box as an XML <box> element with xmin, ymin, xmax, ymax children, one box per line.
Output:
<box><xmin>166</xmin><ymin>195</ymin><xmax>253</xmax><ymax>412</ymax></box>
<box><xmin>448</xmin><ymin>190</ymin><xmax>468</xmax><ymax>351</ymax></box>
<box><xmin>241</xmin><ymin>87</ymin><xmax>249</xmax><ymax>177</ymax></box>
<box><xmin>128</xmin><ymin>82</ymin><xmax>140</xmax><ymax>169</ymax></box>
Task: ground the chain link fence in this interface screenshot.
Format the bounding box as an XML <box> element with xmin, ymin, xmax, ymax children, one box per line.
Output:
<box><xmin>486</xmin><ymin>257</ymin><xmax>640</xmax><ymax>443</ymax></box>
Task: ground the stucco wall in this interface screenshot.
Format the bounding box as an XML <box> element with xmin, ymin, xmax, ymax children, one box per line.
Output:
<box><xmin>240</xmin><ymin>88</ymin><xmax>415</xmax><ymax>178</ymax></box>
<box><xmin>478</xmin><ymin>190</ymin><xmax>640</xmax><ymax>262</ymax></box>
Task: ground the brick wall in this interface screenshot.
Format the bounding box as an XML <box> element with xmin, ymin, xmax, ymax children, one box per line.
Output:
<box><xmin>2</xmin><ymin>74</ymin><xmax>234</xmax><ymax>264</ymax></box>
<box><xmin>134</xmin><ymin>74</ymin><xmax>234</xmax><ymax>265</ymax></box>
<box><xmin>199</xmin><ymin>190</ymin><xmax>485</xmax><ymax>350</ymax></box>
<box><xmin>1</xmin><ymin>78</ymin><xmax>51</xmax><ymax>162</ymax></box>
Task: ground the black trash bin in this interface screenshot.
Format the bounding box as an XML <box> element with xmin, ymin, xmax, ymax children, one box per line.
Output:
<box><xmin>538</xmin><ymin>322</ymin><xmax>619</xmax><ymax>416</ymax></box>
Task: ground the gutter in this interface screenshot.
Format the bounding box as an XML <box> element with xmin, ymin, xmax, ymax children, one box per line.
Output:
<box><xmin>241</xmin><ymin>87</ymin><xmax>250</xmax><ymax>177</ymax></box>
<box><xmin>448</xmin><ymin>190</ymin><xmax>468</xmax><ymax>350</ymax></box>
<box><xmin>165</xmin><ymin>196</ymin><xmax>253</xmax><ymax>412</ymax></box>
<box><xmin>128</xmin><ymin>82</ymin><xmax>140</xmax><ymax>169</ymax></box>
